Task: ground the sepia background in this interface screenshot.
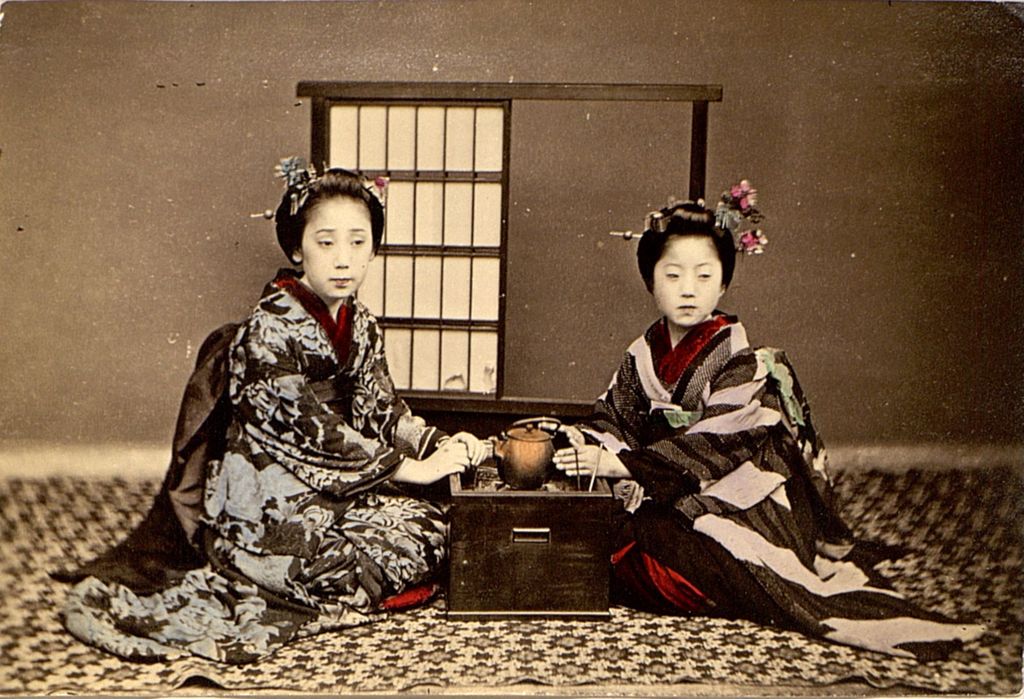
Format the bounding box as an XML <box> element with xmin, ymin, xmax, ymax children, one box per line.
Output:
<box><xmin>0</xmin><ymin>0</ymin><xmax>1022</xmax><ymax>462</ymax></box>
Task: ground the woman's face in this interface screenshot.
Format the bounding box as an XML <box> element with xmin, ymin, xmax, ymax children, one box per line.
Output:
<box><xmin>652</xmin><ymin>235</ymin><xmax>726</xmax><ymax>342</ymax></box>
<box><xmin>294</xmin><ymin>196</ymin><xmax>375</xmax><ymax>315</ymax></box>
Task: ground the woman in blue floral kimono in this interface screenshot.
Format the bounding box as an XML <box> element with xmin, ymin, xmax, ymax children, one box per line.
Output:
<box><xmin>60</xmin><ymin>161</ymin><xmax>486</xmax><ymax>663</ymax></box>
<box><xmin>553</xmin><ymin>190</ymin><xmax>985</xmax><ymax>661</ymax></box>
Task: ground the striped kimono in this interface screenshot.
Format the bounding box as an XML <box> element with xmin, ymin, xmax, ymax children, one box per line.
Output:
<box><xmin>62</xmin><ymin>271</ymin><xmax>448</xmax><ymax>663</ymax></box>
<box><xmin>580</xmin><ymin>314</ymin><xmax>983</xmax><ymax>660</ymax></box>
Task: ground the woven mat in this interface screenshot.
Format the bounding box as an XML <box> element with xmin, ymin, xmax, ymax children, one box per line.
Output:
<box><xmin>0</xmin><ymin>468</ymin><xmax>1021</xmax><ymax>695</ymax></box>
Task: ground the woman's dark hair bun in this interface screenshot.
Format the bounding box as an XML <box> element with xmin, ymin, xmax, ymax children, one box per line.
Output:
<box><xmin>275</xmin><ymin>168</ymin><xmax>385</xmax><ymax>264</ymax></box>
<box><xmin>636</xmin><ymin>201</ymin><xmax>736</xmax><ymax>291</ymax></box>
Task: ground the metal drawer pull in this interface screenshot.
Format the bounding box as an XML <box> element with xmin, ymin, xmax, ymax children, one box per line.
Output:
<box><xmin>511</xmin><ymin>527</ymin><xmax>551</xmax><ymax>544</ymax></box>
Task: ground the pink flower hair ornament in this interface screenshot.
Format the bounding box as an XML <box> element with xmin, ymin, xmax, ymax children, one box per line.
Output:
<box><xmin>610</xmin><ymin>179</ymin><xmax>769</xmax><ymax>256</ymax></box>
<box><xmin>365</xmin><ymin>175</ymin><xmax>389</xmax><ymax>207</ymax></box>
<box><xmin>716</xmin><ymin>179</ymin><xmax>768</xmax><ymax>255</ymax></box>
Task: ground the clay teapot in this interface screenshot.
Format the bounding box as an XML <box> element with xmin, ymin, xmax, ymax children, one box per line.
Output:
<box><xmin>492</xmin><ymin>417</ymin><xmax>561</xmax><ymax>490</ymax></box>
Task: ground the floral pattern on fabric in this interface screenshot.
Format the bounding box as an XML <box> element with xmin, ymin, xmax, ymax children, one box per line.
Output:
<box><xmin>62</xmin><ymin>275</ymin><xmax>447</xmax><ymax>663</ymax></box>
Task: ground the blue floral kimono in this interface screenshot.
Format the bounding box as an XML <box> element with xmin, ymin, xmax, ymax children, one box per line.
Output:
<box><xmin>61</xmin><ymin>271</ymin><xmax>448</xmax><ymax>663</ymax></box>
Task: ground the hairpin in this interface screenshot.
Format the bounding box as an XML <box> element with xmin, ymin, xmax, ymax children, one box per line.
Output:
<box><xmin>609</xmin><ymin>196</ymin><xmax>707</xmax><ymax>239</ymax></box>
<box><xmin>277</xmin><ymin>157</ymin><xmax>389</xmax><ymax>209</ymax></box>
<box><xmin>275</xmin><ymin>157</ymin><xmax>319</xmax><ymax>216</ymax></box>
<box><xmin>610</xmin><ymin>182</ymin><xmax>768</xmax><ymax>255</ymax></box>
<box><xmin>249</xmin><ymin>159</ymin><xmax>388</xmax><ymax>220</ymax></box>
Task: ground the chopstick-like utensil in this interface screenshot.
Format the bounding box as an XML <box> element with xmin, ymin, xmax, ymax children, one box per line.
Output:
<box><xmin>585</xmin><ymin>448</ymin><xmax>601</xmax><ymax>492</ymax></box>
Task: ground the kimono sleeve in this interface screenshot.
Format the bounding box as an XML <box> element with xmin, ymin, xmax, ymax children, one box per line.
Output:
<box><xmin>230</xmin><ymin>313</ymin><xmax>401</xmax><ymax>489</ymax></box>
<box><xmin>577</xmin><ymin>352</ymin><xmax>650</xmax><ymax>454</ymax></box>
<box><xmin>351</xmin><ymin>316</ymin><xmax>446</xmax><ymax>459</ymax></box>
<box><xmin>617</xmin><ymin>351</ymin><xmax>787</xmax><ymax>505</ymax></box>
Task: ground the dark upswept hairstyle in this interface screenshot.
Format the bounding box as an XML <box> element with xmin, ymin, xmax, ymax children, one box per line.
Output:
<box><xmin>636</xmin><ymin>201</ymin><xmax>737</xmax><ymax>292</ymax></box>
<box><xmin>274</xmin><ymin>168</ymin><xmax>385</xmax><ymax>264</ymax></box>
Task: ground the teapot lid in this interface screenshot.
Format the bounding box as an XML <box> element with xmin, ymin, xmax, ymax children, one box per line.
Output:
<box><xmin>506</xmin><ymin>425</ymin><xmax>551</xmax><ymax>442</ymax></box>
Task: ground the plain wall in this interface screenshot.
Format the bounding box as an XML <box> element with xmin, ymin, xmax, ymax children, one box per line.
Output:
<box><xmin>1</xmin><ymin>0</ymin><xmax>1022</xmax><ymax>449</ymax></box>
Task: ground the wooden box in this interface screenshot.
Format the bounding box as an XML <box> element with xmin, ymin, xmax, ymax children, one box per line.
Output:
<box><xmin>447</xmin><ymin>467</ymin><xmax>613</xmax><ymax>620</ymax></box>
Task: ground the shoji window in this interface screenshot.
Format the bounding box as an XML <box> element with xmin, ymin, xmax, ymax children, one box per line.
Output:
<box><xmin>299</xmin><ymin>82</ymin><xmax>720</xmax><ymax>406</ymax></box>
<box><xmin>326</xmin><ymin>103</ymin><xmax>508</xmax><ymax>395</ymax></box>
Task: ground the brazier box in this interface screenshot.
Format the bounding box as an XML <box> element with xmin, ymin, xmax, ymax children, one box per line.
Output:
<box><xmin>447</xmin><ymin>467</ymin><xmax>612</xmax><ymax>620</ymax></box>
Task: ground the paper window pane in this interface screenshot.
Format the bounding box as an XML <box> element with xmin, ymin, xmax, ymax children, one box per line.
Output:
<box><xmin>440</xmin><ymin>330</ymin><xmax>470</xmax><ymax>392</ymax></box>
<box><xmin>473</xmin><ymin>183</ymin><xmax>502</xmax><ymax>246</ymax></box>
<box><xmin>358</xmin><ymin>106</ymin><xmax>387</xmax><ymax>171</ymax></box>
<box><xmin>411</xmin><ymin>329</ymin><xmax>441</xmax><ymax>391</ymax></box>
<box><xmin>358</xmin><ymin>255</ymin><xmax>385</xmax><ymax>316</ymax></box>
<box><xmin>471</xmin><ymin>257</ymin><xmax>500</xmax><ymax>321</ymax></box>
<box><xmin>329</xmin><ymin>105</ymin><xmax>359</xmax><ymax>170</ymax></box>
<box><xmin>445</xmin><ymin>107</ymin><xmax>475</xmax><ymax>171</ymax></box>
<box><xmin>387</xmin><ymin>106</ymin><xmax>416</xmax><ymax>171</ymax></box>
<box><xmin>384</xmin><ymin>256</ymin><xmax>413</xmax><ymax>317</ymax></box>
<box><xmin>329</xmin><ymin>101</ymin><xmax>507</xmax><ymax>396</ymax></box>
<box><xmin>444</xmin><ymin>183</ymin><xmax>473</xmax><ymax>246</ymax></box>
<box><xmin>385</xmin><ymin>182</ymin><xmax>414</xmax><ymax>245</ymax></box>
<box><xmin>475</xmin><ymin>107</ymin><xmax>504</xmax><ymax>171</ymax></box>
<box><xmin>414</xmin><ymin>182</ymin><xmax>443</xmax><ymax>245</ymax></box>
<box><xmin>416</xmin><ymin>107</ymin><xmax>445</xmax><ymax>171</ymax></box>
<box><xmin>384</xmin><ymin>328</ymin><xmax>412</xmax><ymax>390</ymax></box>
<box><xmin>441</xmin><ymin>256</ymin><xmax>471</xmax><ymax>320</ymax></box>
<box><xmin>413</xmin><ymin>256</ymin><xmax>442</xmax><ymax>319</ymax></box>
<box><xmin>468</xmin><ymin>331</ymin><xmax>498</xmax><ymax>393</ymax></box>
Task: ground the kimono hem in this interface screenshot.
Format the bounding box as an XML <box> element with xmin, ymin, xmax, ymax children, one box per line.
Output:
<box><xmin>59</xmin><ymin>271</ymin><xmax>448</xmax><ymax>663</ymax></box>
<box><xmin>584</xmin><ymin>315</ymin><xmax>984</xmax><ymax>661</ymax></box>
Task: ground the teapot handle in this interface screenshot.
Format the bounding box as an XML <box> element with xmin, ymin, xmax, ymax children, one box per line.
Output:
<box><xmin>510</xmin><ymin>416</ymin><xmax>562</xmax><ymax>434</ymax></box>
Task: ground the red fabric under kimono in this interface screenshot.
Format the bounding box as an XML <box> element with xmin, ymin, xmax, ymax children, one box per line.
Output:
<box><xmin>58</xmin><ymin>269</ymin><xmax>450</xmax><ymax>663</ymax></box>
<box><xmin>577</xmin><ymin>312</ymin><xmax>984</xmax><ymax>660</ymax></box>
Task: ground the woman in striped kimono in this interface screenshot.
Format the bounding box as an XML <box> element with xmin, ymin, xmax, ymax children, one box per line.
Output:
<box><xmin>553</xmin><ymin>194</ymin><xmax>983</xmax><ymax>661</ymax></box>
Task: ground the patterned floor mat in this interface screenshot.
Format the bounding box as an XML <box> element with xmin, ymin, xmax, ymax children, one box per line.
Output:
<box><xmin>0</xmin><ymin>467</ymin><xmax>1021</xmax><ymax>695</ymax></box>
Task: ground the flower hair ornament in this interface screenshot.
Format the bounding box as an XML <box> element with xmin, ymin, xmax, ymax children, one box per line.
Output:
<box><xmin>251</xmin><ymin>157</ymin><xmax>388</xmax><ymax>219</ymax></box>
<box><xmin>715</xmin><ymin>179</ymin><xmax>767</xmax><ymax>255</ymax></box>
<box><xmin>276</xmin><ymin>156</ymin><xmax>319</xmax><ymax>216</ymax></box>
<box><xmin>610</xmin><ymin>179</ymin><xmax>768</xmax><ymax>255</ymax></box>
<box><xmin>364</xmin><ymin>174</ymin><xmax>388</xmax><ymax>207</ymax></box>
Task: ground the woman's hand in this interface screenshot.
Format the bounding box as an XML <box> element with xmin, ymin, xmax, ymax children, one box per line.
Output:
<box><xmin>448</xmin><ymin>431</ymin><xmax>490</xmax><ymax>466</ymax></box>
<box><xmin>558</xmin><ymin>424</ymin><xmax>587</xmax><ymax>449</ymax></box>
<box><xmin>552</xmin><ymin>444</ymin><xmax>631</xmax><ymax>480</ymax></box>
<box><xmin>392</xmin><ymin>442</ymin><xmax>470</xmax><ymax>485</ymax></box>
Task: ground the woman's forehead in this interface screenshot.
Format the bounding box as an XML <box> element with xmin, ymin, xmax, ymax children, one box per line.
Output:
<box><xmin>658</xmin><ymin>235</ymin><xmax>720</xmax><ymax>264</ymax></box>
<box><xmin>307</xmin><ymin>196</ymin><xmax>372</xmax><ymax>227</ymax></box>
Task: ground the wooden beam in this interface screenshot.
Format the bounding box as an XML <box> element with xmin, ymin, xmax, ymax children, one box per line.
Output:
<box><xmin>309</xmin><ymin>96</ymin><xmax>328</xmax><ymax>170</ymax></box>
<box><xmin>298</xmin><ymin>82</ymin><xmax>723</xmax><ymax>103</ymax></box>
<box><xmin>404</xmin><ymin>394</ymin><xmax>593</xmax><ymax>417</ymax></box>
<box><xmin>689</xmin><ymin>100</ymin><xmax>710</xmax><ymax>201</ymax></box>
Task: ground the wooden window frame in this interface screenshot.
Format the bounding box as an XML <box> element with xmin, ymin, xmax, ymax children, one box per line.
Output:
<box><xmin>297</xmin><ymin>81</ymin><xmax>723</xmax><ymax>417</ymax></box>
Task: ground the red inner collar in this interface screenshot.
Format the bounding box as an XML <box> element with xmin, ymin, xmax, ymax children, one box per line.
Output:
<box><xmin>650</xmin><ymin>315</ymin><xmax>731</xmax><ymax>386</ymax></box>
<box><xmin>273</xmin><ymin>273</ymin><xmax>353</xmax><ymax>364</ymax></box>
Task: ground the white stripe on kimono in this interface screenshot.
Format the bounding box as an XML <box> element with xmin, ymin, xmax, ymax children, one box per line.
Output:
<box><xmin>770</xmin><ymin>486</ymin><xmax>792</xmax><ymax>510</ymax></box>
<box><xmin>699</xmin><ymin>460</ymin><xmax>788</xmax><ymax>510</ymax></box>
<box><xmin>728</xmin><ymin>323</ymin><xmax>750</xmax><ymax>355</ymax></box>
<box><xmin>686</xmin><ymin>400</ymin><xmax>782</xmax><ymax>435</ymax></box>
<box><xmin>705</xmin><ymin>379</ymin><xmax>765</xmax><ymax>408</ymax></box>
<box><xmin>822</xmin><ymin>617</ymin><xmax>986</xmax><ymax>659</ymax></box>
<box><xmin>693</xmin><ymin>513</ymin><xmax>905</xmax><ymax>599</ymax></box>
<box><xmin>627</xmin><ymin>335</ymin><xmax>674</xmax><ymax>405</ymax></box>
